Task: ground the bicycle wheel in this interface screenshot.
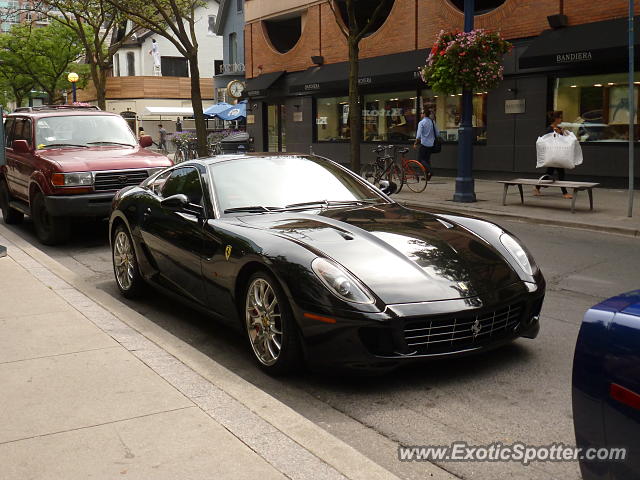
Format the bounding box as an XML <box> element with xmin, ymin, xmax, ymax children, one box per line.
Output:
<box><xmin>174</xmin><ymin>149</ymin><xmax>184</xmax><ymax>164</ymax></box>
<box><xmin>388</xmin><ymin>164</ymin><xmax>404</xmax><ymax>194</ymax></box>
<box><xmin>404</xmin><ymin>160</ymin><xmax>428</xmax><ymax>193</ymax></box>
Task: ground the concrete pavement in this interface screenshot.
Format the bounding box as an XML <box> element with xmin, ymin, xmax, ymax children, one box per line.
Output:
<box><xmin>0</xmin><ymin>230</ymin><xmax>416</xmax><ymax>480</ymax></box>
<box><xmin>394</xmin><ymin>177</ymin><xmax>640</xmax><ymax>237</ymax></box>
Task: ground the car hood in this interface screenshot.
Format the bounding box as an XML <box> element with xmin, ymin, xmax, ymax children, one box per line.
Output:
<box><xmin>37</xmin><ymin>147</ymin><xmax>171</xmax><ymax>172</ymax></box>
<box><xmin>237</xmin><ymin>204</ymin><xmax>520</xmax><ymax>304</ymax></box>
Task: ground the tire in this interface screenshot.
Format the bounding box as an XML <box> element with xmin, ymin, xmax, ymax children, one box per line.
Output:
<box><xmin>31</xmin><ymin>192</ymin><xmax>70</xmax><ymax>245</ymax></box>
<box><xmin>404</xmin><ymin>160</ymin><xmax>428</xmax><ymax>193</ymax></box>
<box><xmin>112</xmin><ymin>224</ymin><xmax>145</xmax><ymax>298</ymax></box>
<box><xmin>0</xmin><ymin>179</ymin><xmax>24</xmax><ymax>224</ymax></box>
<box><xmin>388</xmin><ymin>164</ymin><xmax>404</xmax><ymax>194</ymax></box>
<box><xmin>244</xmin><ymin>270</ymin><xmax>303</xmax><ymax>375</ymax></box>
<box><xmin>174</xmin><ymin>149</ymin><xmax>184</xmax><ymax>164</ymax></box>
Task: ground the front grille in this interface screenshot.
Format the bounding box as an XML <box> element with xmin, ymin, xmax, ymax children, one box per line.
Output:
<box><xmin>94</xmin><ymin>169</ymin><xmax>149</xmax><ymax>191</ymax></box>
<box><xmin>403</xmin><ymin>303</ymin><xmax>523</xmax><ymax>355</ymax></box>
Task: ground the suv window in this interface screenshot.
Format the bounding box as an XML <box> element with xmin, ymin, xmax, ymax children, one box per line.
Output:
<box><xmin>161</xmin><ymin>167</ymin><xmax>204</xmax><ymax>206</ymax></box>
<box><xmin>13</xmin><ymin>118</ymin><xmax>32</xmax><ymax>146</ymax></box>
<box><xmin>4</xmin><ymin>118</ymin><xmax>15</xmax><ymax>147</ymax></box>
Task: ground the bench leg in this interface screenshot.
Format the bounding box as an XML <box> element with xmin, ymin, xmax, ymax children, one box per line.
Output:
<box><xmin>571</xmin><ymin>188</ymin><xmax>578</xmax><ymax>213</ymax></box>
<box><xmin>502</xmin><ymin>184</ymin><xmax>509</xmax><ymax>206</ymax></box>
<box><xmin>588</xmin><ymin>189</ymin><xmax>594</xmax><ymax>211</ymax></box>
<box><xmin>517</xmin><ymin>184</ymin><xmax>524</xmax><ymax>204</ymax></box>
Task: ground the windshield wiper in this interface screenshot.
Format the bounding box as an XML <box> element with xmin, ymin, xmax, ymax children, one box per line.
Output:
<box><xmin>40</xmin><ymin>143</ymin><xmax>87</xmax><ymax>148</ymax></box>
<box><xmin>281</xmin><ymin>199</ymin><xmax>381</xmax><ymax>210</ymax></box>
<box><xmin>224</xmin><ymin>206</ymin><xmax>276</xmax><ymax>214</ymax></box>
<box><xmin>87</xmin><ymin>141</ymin><xmax>134</xmax><ymax>147</ymax></box>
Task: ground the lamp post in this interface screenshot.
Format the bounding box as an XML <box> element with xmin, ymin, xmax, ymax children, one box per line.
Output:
<box><xmin>67</xmin><ymin>72</ymin><xmax>79</xmax><ymax>103</ymax></box>
<box><xmin>453</xmin><ymin>0</ymin><xmax>477</xmax><ymax>203</ymax></box>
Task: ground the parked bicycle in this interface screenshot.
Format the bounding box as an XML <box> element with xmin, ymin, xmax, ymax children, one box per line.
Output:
<box><xmin>174</xmin><ymin>138</ymin><xmax>199</xmax><ymax>163</ymax></box>
<box><xmin>360</xmin><ymin>145</ymin><xmax>428</xmax><ymax>193</ymax></box>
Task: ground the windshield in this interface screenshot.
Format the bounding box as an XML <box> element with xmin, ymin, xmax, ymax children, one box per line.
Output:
<box><xmin>36</xmin><ymin>115</ymin><xmax>137</xmax><ymax>148</ymax></box>
<box><xmin>210</xmin><ymin>156</ymin><xmax>387</xmax><ymax>214</ymax></box>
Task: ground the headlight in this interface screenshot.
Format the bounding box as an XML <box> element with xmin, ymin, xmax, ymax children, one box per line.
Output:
<box><xmin>311</xmin><ymin>257</ymin><xmax>374</xmax><ymax>304</ymax></box>
<box><xmin>500</xmin><ymin>233</ymin><xmax>536</xmax><ymax>276</ymax></box>
<box><xmin>51</xmin><ymin>172</ymin><xmax>93</xmax><ymax>187</ymax></box>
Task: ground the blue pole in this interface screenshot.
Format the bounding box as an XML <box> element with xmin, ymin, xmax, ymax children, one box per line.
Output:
<box><xmin>72</xmin><ymin>83</ymin><xmax>77</xmax><ymax>103</ymax></box>
<box><xmin>454</xmin><ymin>0</ymin><xmax>476</xmax><ymax>202</ymax></box>
<box><xmin>629</xmin><ymin>2</ymin><xmax>635</xmax><ymax>218</ymax></box>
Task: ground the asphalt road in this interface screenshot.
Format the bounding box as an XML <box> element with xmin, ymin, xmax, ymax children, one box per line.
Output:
<box><xmin>2</xmin><ymin>214</ymin><xmax>639</xmax><ymax>480</ymax></box>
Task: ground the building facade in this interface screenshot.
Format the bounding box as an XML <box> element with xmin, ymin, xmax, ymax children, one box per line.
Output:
<box><xmin>244</xmin><ymin>0</ymin><xmax>640</xmax><ymax>184</ymax></box>
<box><xmin>213</xmin><ymin>0</ymin><xmax>246</xmax><ymax>104</ymax></box>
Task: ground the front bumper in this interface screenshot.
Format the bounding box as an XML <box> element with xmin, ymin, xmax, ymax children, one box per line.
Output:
<box><xmin>294</xmin><ymin>281</ymin><xmax>545</xmax><ymax>374</ymax></box>
<box><xmin>44</xmin><ymin>193</ymin><xmax>115</xmax><ymax>217</ymax></box>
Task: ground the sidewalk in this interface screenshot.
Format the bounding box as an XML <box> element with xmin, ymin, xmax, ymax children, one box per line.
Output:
<box><xmin>394</xmin><ymin>177</ymin><xmax>640</xmax><ymax>237</ymax></box>
<box><xmin>0</xmin><ymin>231</ymin><xmax>422</xmax><ymax>480</ymax></box>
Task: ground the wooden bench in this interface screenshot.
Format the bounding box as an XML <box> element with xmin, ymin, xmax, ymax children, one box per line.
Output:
<box><xmin>497</xmin><ymin>179</ymin><xmax>600</xmax><ymax>214</ymax></box>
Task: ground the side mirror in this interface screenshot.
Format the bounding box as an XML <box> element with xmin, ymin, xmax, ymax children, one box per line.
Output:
<box><xmin>139</xmin><ymin>135</ymin><xmax>153</xmax><ymax>148</ymax></box>
<box><xmin>12</xmin><ymin>139</ymin><xmax>31</xmax><ymax>153</ymax></box>
<box><xmin>379</xmin><ymin>180</ymin><xmax>398</xmax><ymax>195</ymax></box>
<box><xmin>160</xmin><ymin>193</ymin><xmax>189</xmax><ymax>211</ymax></box>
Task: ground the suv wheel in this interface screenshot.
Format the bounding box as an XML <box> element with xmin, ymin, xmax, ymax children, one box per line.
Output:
<box><xmin>31</xmin><ymin>192</ymin><xmax>70</xmax><ymax>245</ymax></box>
<box><xmin>0</xmin><ymin>179</ymin><xmax>24</xmax><ymax>224</ymax></box>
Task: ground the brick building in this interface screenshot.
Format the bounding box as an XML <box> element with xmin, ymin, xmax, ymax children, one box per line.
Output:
<box><xmin>244</xmin><ymin>0</ymin><xmax>640</xmax><ymax>184</ymax></box>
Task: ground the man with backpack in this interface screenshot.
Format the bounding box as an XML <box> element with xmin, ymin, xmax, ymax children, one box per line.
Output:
<box><xmin>413</xmin><ymin>110</ymin><xmax>440</xmax><ymax>180</ymax></box>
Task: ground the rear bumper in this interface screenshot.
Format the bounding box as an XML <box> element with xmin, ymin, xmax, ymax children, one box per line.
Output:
<box><xmin>44</xmin><ymin>193</ymin><xmax>114</xmax><ymax>217</ymax></box>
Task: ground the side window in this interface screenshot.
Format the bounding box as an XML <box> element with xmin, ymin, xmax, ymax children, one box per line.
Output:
<box><xmin>13</xmin><ymin>118</ymin><xmax>32</xmax><ymax>146</ymax></box>
<box><xmin>4</xmin><ymin>118</ymin><xmax>15</xmax><ymax>147</ymax></box>
<box><xmin>161</xmin><ymin>167</ymin><xmax>204</xmax><ymax>206</ymax></box>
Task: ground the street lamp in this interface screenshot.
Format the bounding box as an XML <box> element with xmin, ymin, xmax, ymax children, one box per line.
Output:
<box><xmin>67</xmin><ymin>72</ymin><xmax>79</xmax><ymax>103</ymax></box>
<box><xmin>453</xmin><ymin>0</ymin><xmax>477</xmax><ymax>203</ymax></box>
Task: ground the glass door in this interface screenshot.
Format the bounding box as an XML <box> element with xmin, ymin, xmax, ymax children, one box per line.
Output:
<box><xmin>266</xmin><ymin>104</ymin><xmax>286</xmax><ymax>152</ymax></box>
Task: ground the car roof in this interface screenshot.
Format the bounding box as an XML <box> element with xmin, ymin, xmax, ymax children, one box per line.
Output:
<box><xmin>196</xmin><ymin>152</ymin><xmax>317</xmax><ymax>166</ymax></box>
<box><xmin>7</xmin><ymin>106</ymin><xmax>117</xmax><ymax>119</ymax></box>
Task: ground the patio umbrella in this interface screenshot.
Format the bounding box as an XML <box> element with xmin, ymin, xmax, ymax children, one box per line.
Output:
<box><xmin>216</xmin><ymin>102</ymin><xmax>247</xmax><ymax>121</ymax></box>
<box><xmin>203</xmin><ymin>102</ymin><xmax>232</xmax><ymax>117</ymax></box>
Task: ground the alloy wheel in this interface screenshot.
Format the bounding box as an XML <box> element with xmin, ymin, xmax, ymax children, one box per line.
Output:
<box><xmin>245</xmin><ymin>278</ymin><xmax>283</xmax><ymax>366</ymax></box>
<box><xmin>113</xmin><ymin>230</ymin><xmax>136</xmax><ymax>291</ymax></box>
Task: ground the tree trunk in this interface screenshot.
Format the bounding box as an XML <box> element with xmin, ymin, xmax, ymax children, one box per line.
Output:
<box><xmin>91</xmin><ymin>62</ymin><xmax>107</xmax><ymax>110</ymax></box>
<box><xmin>348</xmin><ymin>39</ymin><xmax>361</xmax><ymax>173</ymax></box>
<box><xmin>188</xmin><ymin>53</ymin><xmax>208</xmax><ymax>157</ymax></box>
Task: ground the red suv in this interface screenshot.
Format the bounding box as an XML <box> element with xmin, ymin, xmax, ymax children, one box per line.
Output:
<box><xmin>0</xmin><ymin>105</ymin><xmax>172</xmax><ymax>244</ymax></box>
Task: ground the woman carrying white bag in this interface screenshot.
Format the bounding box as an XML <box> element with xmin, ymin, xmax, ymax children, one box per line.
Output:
<box><xmin>534</xmin><ymin>111</ymin><xmax>583</xmax><ymax>199</ymax></box>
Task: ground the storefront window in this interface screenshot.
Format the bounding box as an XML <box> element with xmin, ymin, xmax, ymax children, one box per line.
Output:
<box><xmin>422</xmin><ymin>90</ymin><xmax>487</xmax><ymax>142</ymax></box>
<box><xmin>554</xmin><ymin>73</ymin><xmax>640</xmax><ymax>142</ymax></box>
<box><xmin>362</xmin><ymin>91</ymin><xmax>418</xmax><ymax>142</ymax></box>
<box><xmin>316</xmin><ymin>96</ymin><xmax>350</xmax><ymax>142</ymax></box>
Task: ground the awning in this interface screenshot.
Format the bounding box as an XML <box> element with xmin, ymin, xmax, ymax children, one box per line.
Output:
<box><xmin>215</xmin><ymin>102</ymin><xmax>247</xmax><ymax>121</ymax></box>
<box><xmin>290</xmin><ymin>49</ymin><xmax>427</xmax><ymax>94</ymax></box>
<box><xmin>203</xmin><ymin>102</ymin><xmax>233</xmax><ymax>116</ymax></box>
<box><xmin>519</xmin><ymin>17</ymin><xmax>640</xmax><ymax>70</ymax></box>
<box><xmin>246</xmin><ymin>71</ymin><xmax>286</xmax><ymax>97</ymax></box>
<box><xmin>144</xmin><ymin>106</ymin><xmax>194</xmax><ymax>116</ymax></box>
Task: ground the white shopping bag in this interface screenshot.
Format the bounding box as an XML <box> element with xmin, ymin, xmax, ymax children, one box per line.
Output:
<box><xmin>536</xmin><ymin>131</ymin><xmax>580</xmax><ymax>169</ymax></box>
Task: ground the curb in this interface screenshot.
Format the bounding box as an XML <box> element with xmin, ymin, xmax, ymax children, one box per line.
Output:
<box><xmin>0</xmin><ymin>224</ymin><xmax>455</xmax><ymax>480</ymax></box>
<box><xmin>399</xmin><ymin>200</ymin><xmax>640</xmax><ymax>238</ymax></box>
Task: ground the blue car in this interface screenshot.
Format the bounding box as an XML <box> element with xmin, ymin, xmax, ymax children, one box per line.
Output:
<box><xmin>573</xmin><ymin>290</ymin><xmax>640</xmax><ymax>479</ymax></box>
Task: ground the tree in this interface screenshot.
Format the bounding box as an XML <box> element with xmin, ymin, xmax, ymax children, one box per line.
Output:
<box><xmin>0</xmin><ymin>22</ymin><xmax>87</xmax><ymax>104</ymax></box>
<box><xmin>330</xmin><ymin>0</ymin><xmax>395</xmax><ymax>173</ymax></box>
<box><xmin>0</xmin><ymin>65</ymin><xmax>35</xmax><ymax>108</ymax></box>
<box><xmin>31</xmin><ymin>0</ymin><xmax>142</xmax><ymax>110</ymax></box>
<box><xmin>105</xmin><ymin>0</ymin><xmax>210</xmax><ymax>156</ymax></box>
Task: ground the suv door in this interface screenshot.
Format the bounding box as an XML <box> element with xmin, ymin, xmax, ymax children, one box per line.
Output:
<box><xmin>3</xmin><ymin>117</ymin><xmax>18</xmax><ymax>196</ymax></box>
<box><xmin>140</xmin><ymin>166</ymin><xmax>209</xmax><ymax>306</ymax></box>
<box><xmin>7</xmin><ymin>117</ymin><xmax>33</xmax><ymax>201</ymax></box>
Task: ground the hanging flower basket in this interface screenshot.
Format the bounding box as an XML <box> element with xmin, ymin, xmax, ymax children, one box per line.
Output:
<box><xmin>420</xmin><ymin>29</ymin><xmax>512</xmax><ymax>95</ymax></box>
